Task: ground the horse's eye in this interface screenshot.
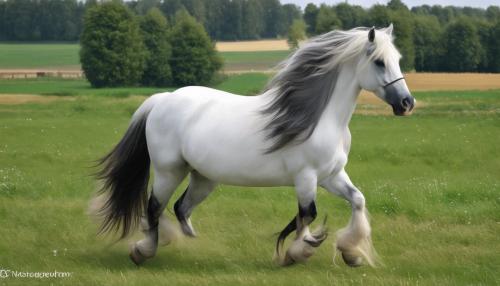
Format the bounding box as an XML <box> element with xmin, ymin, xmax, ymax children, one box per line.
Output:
<box><xmin>374</xmin><ymin>59</ymin><xmax>385</xmax><ymax>68</ymax></box>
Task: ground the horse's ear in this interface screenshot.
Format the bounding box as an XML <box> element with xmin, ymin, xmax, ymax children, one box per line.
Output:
<box><xmin>386</xmin><ymin>23</ymin><xmax>393</xmax><ymax>35</ymax></box>
<box><xmin>368</xmin><ymin>27</ymin><xmax>375</xmax><ymax>42</ymax></box>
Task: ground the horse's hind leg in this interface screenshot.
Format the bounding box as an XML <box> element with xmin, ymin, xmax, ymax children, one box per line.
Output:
<box><xmin>130</xmin><ymin>167</ymin><xmax>187</xmax><ymax>265</ymax></box>
<box><xmin>174</xmin><ymin>171</ymin><xmax>216</xmax><ymax>237</ymax></box>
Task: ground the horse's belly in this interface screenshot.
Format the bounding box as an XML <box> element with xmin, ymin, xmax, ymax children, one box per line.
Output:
<box><xmin>185</xmin><ymin>151</ymin><xmax>293</xmax><ymax>186</ymax></box>
<box><xmin>182</xmin><ymin>130</ymin><xmax>347</xmax><ymax>187</ymax></box>
<box><xmin>182</xmin><ymin>128</ymin><xmax>294</xmax><ymax>186</ymax></box>
<box><xmin>194</xmin><ymin>163</ymin><xmax>293</xmax><ymax>187</ymax></box>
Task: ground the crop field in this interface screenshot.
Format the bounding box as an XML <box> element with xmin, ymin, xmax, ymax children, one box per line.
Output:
<box><xmin>216</xmin><ymin>39</ymin><xmax>289</xmax><ymax>51</ymax></box>
<box><xmin>0</xmin><ymin>73</ymin><xmax>499</xmax><ymax>285</ymax></box>
<box><xmin>0</xmin><ymin>43</ymin><xmax>290</xmax><ymax>73</ymax></box>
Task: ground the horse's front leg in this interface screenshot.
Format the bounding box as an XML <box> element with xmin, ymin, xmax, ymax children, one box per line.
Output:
<box><xmin>320</xmin><ymin>169</ymin><xmax>379</xmax><ymax>267</ymax></box>
<box><xmin>277</xmin><ymin>171</ymin><xmax>328</xmax><ymax>266</ymax></box>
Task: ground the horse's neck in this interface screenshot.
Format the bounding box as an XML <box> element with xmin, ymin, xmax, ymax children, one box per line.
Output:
<box><xmin>322</xmin><ymin>65</ymin><xmax>360</xmax><ymax>128</ymax></box>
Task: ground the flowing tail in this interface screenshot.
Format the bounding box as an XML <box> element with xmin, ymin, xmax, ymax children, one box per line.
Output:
<box><xmin>92</xmin><ymin>95</ymin><xmax>160</xmax><ymax>239</ymax></box>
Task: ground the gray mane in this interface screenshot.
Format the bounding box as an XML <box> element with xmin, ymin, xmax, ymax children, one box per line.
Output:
<box><xmin>262</xmin><ymin>28</ymin><xmax>373</xmax><ymax>153</ymax></box>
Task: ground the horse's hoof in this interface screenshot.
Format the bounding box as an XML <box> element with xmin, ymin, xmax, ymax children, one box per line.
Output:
<box><xmin>304</xmin><ymin>230</ymin><xmax>328</xmax><ymax>248</ymax></box>
<box><xmin>129</xmin><ymin>245</ymin><xmax>148</xmax><ymax>266</ymax></box>
<box><xmin>281</xmin><ymin>252</ymin><xmax>296</xmax><ymax>266</ymax></box>
<box><xmin>341</xmin><ymin>251</ymin><xmax>363</xmax><ymax>267</ymax></box>
<box><xmin>304</xmin><ymin>238</ymin><xmax>322</xmax><ymax>247</ymax></box>
<box><xmin>179</xmin><ymin>219</ymin><xmax>197</xmax><ymax>237</ymax></box>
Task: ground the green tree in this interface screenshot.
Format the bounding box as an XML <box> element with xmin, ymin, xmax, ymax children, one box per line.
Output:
<box><xmin>258</xmin><ymin>0</ymin><xmax>285</xmax><ymax>38</ymax></box>
<box><xmin>282</xmin><ymin>4</ymin><xmax>302</xmax><ymax>35</ymax></box>
<box><xmin>387</xmin><ymin>0</ymin><xmax>408</xmax><ymax>11</ymax></box>
<box><xmin>486</xmin><ymin>6</ymin><xmax>500</xmax><ymax>22</ymax></box>
<box><xmin>413</xmin><ymin>15</ymin><xmax>442</xmax><ymax>71</ymax></box>
<box><xmin>169</xmin><ymin>10</ymin><xmax>222</xmax><ymax>86</ymax></box>
<box><xmin>38</xmin><ymin>0</ymin><xmax>79</xmax><ymax>41</ymax></box>
<box><xmin>140</xmin><ymin>8</ymin><xmax>172</xmax><ymax>86</ymax></box>
<box><xmin>315</xmin><ymin>4</ymin><xmax>341</xmax><ymax>34</ymax></box>
<box><xmin>475</xmin><ymin>19</ymin><xmax>492</xmax><ymax>71</ymax></box>
<box><xmin>221</xmin><ymin>0</ymin><xmax>243</xmax><ymax>40</ymax></box>
<box><xmin>369</xmin><ymin>4</ymin><xmax>391</xmax><ymax>27</ymax></box>
<box><xmin>183</xmin><ymin>0</ymin><xmax>206</xmax><ymax>26</ymax></box>
<box><xmin>135</xmin><ymin>0</ymin><xmax>160</xmax><ymax>15</ymax></box>
<box><xmin>80</xmin><ymin>2</ymin><xmax>146</xmax><ymax>87</ymax></box>
<box><xmin>3</xmin><ymin>0</ymin><xmax>37</xmax><ymax>40</ymax></box>
<box><xmin>430</xmin><ymin>5</ymin><xmax>455</xmax><ymax>24</ymax></box>
<box><xmin>411</xmin><ymin>5</ymin><xmax>432</xmax><ymax>15</ymax></box>
<box><xmin>304</xmin><ymin>3</ymin><xmax>318</xmax><ymax>36</ymax></box>
<box><xmin>389</xmin><ymin>12</ymin><xmax>415</xmax><ymax>71</ymax></box>
<box><xmin>0</xmin><ymin>1</ymin><xmax>6</xmax><ymax>40</ymax></box>
<box><xmin>160</xmin><ymin>0</ymin><xmax>184</xmax><ymax>19</ymax></box>
<box><xmin>335</xmin><ymin>3</ymin><xmax>368</xmax><ymax>29</ymax></box>
<box><xmin>486</xmin><ymin>21</ymin><xmax>500</xmax><ymax>72</ymax></box>
<box><xmin>287</xmin><ymin>19</ymin><xmax>306</xmax><ymax>49</ymax></box>
<box><xmin>241</xmin><ymin>0</ymin><xmax>263</xmax><ymax>39</ymax></box>
<box><xmin>442</xmin><ymin>19</ymin><xmax>483</xmax><ymax>71</ymax></box>
<box><xmin>203</xmin><ymin>0</ymin><xmax>223</xmax><ymax>39</ymax></box>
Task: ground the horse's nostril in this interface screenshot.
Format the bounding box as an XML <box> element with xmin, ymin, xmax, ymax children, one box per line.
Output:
<box><xmin>402</xmin><ymin>97</ymin><xmax>412</xmax><ymax>109</ymax></box>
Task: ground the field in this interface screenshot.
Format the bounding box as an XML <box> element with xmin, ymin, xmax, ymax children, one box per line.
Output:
<box><xmin>0</xmin><ymin>71</ymin><xmax>499</xmax><ymax>285</ymax></box>
<box><xmin>2</xmin><ymin>72</ymin><xmax>500</xmax><ymax>105</ymax></box>
<box><xmin>1</xmin><ymin>41</ymin><xmax>499</xmax><ymax>285</ymax></box>
<box><xmin>216</xmin><ymin>39</ymin><xmax>288</xmax><ymax>51</ymax></box>
<box><xmin>0</xmin><ymin>73</ymin><xmax>270</xmax><ymax>98</ymax></box>
<box><xmin>0</xmin><ymin>43</ymin><xmax>290</xmax><ymax>73</ymax></box>
<box><xmin>0</xmin><ymin>43</ymin><xmax>81</xmax><ymax>70</ymax></box>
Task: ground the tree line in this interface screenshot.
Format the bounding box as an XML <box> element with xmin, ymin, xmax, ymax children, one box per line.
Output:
<box><xmin>0</xmin><ymin>0</ymin><xmax>300</xmax><ymax>41</ymax></box>
<box><xmin>1</xmin><ymin>0</ymin><xmax>499</xmax><ymax>72</ymax></box>
<box><xmin>0</xmin><ymin>0</ymin><xmax>85</xmax><ymax>41</ymax></box>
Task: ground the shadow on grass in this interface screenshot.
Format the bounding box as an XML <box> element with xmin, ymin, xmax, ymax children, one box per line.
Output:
<box><xmin>77</xmin><ymin>244</ymin><xmax>279</xmax><ymax>274</ymax></box>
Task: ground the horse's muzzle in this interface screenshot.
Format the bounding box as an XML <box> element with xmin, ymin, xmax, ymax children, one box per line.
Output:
<box><xmin>391</xmin><ymin>95</ymin><xmax>415</xmax><ymax>116</ymax></box>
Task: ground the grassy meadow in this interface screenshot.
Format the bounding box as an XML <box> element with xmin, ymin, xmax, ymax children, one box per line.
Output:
<box><xmin>0</xmin><ymin>74</ymin><xmax>499</xmax><ymax>285</ymax></box>
<box><xmin>0</xmin><ymin>43</ymin><xmax>289</xmax><ymax>72</ymax></box>
<box><xmin>0</xmin><ymin>73</ymin><xmax>270</xmax><ymax>97</ymax></box>
<box><xmin>0</xmin><ymin>43</ymin><xmax>81</xmax><ymax>69</ymax></box>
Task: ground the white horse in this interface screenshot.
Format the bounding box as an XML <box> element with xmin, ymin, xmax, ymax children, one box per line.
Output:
<box><xmin>92</xmin><ymin>25</ymin><xmax>414</xmax><ymax>267</ymax></box>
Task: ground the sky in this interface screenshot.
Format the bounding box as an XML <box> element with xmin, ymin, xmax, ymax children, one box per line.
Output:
<box><xmin>281</xmin><ymin>0</ymin><xmax>500</xmax><ymax>9</ymax></box>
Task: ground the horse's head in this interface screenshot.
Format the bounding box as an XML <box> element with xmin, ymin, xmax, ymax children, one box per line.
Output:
<box><xmin>356</xmin><ymin>24</ymin><xmax>415</xmax><ymax>116</ymax></box>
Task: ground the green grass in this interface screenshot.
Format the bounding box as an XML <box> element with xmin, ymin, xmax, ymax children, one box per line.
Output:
<box><xmin>0</xmin><ymin>77</ymin><xmax>172</xmax><ymax>97</ymax></box>
<box><xmin>0</xmin><ymin>80</ymin><xmax>499</xmax><ymax>285</ymax></box>
<box><xmin>0</xmin><ymin>73</ymin><xmax>270</xmax><ymax>96</ymax></box>
<box><xmin>220</xmin><ymin>51</ymin><xmax>290</xmax><ymax>71</ymax></box>
<box><xmin>213</xmin><ymin>73</ymin><xmax>270</xmax><ymax>95</ymax></box>
<box><xmin>0</xmin><ymin>43</ymin><xmax>81</xmax><ymax>69</ymax></box>
<box><xmin>0</xmin><ymin>43</ymin><xmax>289</xmax><ymax>71</ymax></box>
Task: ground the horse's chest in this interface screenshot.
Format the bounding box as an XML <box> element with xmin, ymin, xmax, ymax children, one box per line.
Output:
<box><xmin>285</xmin><ymin>134</ymin><xmax>348</xmax><ymax>179</ymax></box>
<box><xmin>315</xmin><ymin>144</ymin><xmax>348</xmax><ymax>178</ymax></box>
